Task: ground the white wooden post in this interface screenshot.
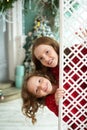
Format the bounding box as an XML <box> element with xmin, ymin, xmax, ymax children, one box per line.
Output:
<box><xmin>58</xmin><ymin>0</ymin><xmax>64</xmax><ymax>130</ymax></box>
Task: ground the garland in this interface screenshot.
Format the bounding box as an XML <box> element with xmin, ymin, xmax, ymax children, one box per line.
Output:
<box><xmin>0</xmin><ymin>0</ymin><xmax>18</xmax><ymax>13</ymax></box>
<box><xmin>0</xmin><ymin>0</ymin><xmax>59</xmax><ymax>16</ymax></box>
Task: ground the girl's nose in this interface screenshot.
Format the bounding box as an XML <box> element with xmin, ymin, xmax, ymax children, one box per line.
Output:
<box><xmin>38</xmin><ymin>82</ymin><xmax>44</xmax><ymax>91</ymax></box>
<box><xmin>44</xmin><ymin>56</ymin><xmax>49</xmax><ymax>62</ymax></box>
<box><xmin>41</xmin><ymin>83</ymin><xmax>47</xmax><ymax>91</ymax></box>
<box><xmin>39</xmin><ymin>84</ymin><xmax>44</xmax><ymax>90</ymax></box>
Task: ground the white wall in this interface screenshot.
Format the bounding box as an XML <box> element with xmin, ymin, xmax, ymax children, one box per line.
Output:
<box><xmin>0</xmin><ymin>18</ymin><xmax>9</xmax><ymax>82</ymax></box>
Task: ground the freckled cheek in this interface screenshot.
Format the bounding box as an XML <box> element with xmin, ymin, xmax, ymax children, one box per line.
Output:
<box><xmin>41</xmin><ymin>61</ymin><xmax>46</xmax><ymax>65</ymax></box>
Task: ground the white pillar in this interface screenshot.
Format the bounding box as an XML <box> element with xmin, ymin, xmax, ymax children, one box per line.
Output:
<box><xmin>58</xmin><ymin>0</ymin><xmax>64</xmax><ymax>130</ymax></box>
<box><xmin>7</xmin><ymin>0</ymin><xmax>24</xmax><ymax>81</ymax></box>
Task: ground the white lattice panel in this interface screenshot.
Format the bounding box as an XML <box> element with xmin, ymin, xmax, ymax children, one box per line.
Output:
<box><xmin>62</xmin><ymin>0</ymin><xmax>87</xmax><ymax>130</ymax></box>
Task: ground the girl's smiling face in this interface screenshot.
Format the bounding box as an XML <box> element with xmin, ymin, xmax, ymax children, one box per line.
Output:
<box><xmin>27</xmin><ymin>76</ymin><xmax>53</xmax><ymax>98</ymax></box>
<box><xmin>34</xmin><ymin>44</ymin><xmax>58</xmax><ymax>67</ymax></box>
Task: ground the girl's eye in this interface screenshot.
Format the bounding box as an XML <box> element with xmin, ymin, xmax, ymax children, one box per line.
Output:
<box><xmin>36</xmin><ymin>86</ymin><xmax>40</xmax><ymax>94</ymax></box>
<box><xmin>38</xmin><ymin>79</ymin><xmax>41</xmax><ymax>83</ymax></box>
<box><xmin>39</xmin><ymin>57</ymin><xmax>43</xmax><ymax>61</ymax></box>
<box><xmin>46</xmin><ymin>50</ymin><xmax>49</xmax><ymax>54</ymax></box>
<box><xmin>36</xmin><ymin>88</ymin><xmax>38</xmax><ymax>93</ymax></box>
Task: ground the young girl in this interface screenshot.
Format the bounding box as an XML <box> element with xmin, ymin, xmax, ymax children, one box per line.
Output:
<box><xmin>21</xmin><ymin>71</ymin><xmax>64</xmax><ymax>124</ymax></box>
<box><xmin>32</xmin><ymin>36</ymin><xmax>59</xmax><ymax>81</ymax></box>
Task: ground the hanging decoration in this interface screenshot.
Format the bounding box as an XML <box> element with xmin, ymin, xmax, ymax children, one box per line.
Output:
<box><xmin>29</xmin><ymin>0</ymin><xmax>31</xmax><ymax>10</ymax></box>
<box><xmin>24</xmin><ymin>0</ymin><xmax>59</xmax><ymax>16</ymax></box>
<box><xmin>40</xmin><ymin>0</ymin><xmax>59</xmax><ymax>16</ymax></box>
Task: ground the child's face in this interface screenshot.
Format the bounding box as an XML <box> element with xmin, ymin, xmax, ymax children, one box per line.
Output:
<box><xmin>34</xmin><ymin>44</ymin><xmax>58</xmax><ymax>67</ymax></box>
<box><xmin>27</xmin><ymin>76</ymin><xmax>53</xmax><ymax>98</ymax></box>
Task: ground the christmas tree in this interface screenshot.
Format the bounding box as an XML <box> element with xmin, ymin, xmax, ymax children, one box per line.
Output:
<box><xmin>23</xmin><ymin>15</ymin><xmax>55</xmax><ymax>73</ymax></box>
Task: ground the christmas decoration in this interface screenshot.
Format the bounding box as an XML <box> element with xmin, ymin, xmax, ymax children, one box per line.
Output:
<box><xmin>0</xmin><ymin>90</ymin><xmax>4</xmax><ymax>100</ymax></box>
<box><xmin>23</xmin><ymin>15</ymin><xmax>56</xmax><ymax>73</ymax></box>
<box><xmin>24</xmin><ymin>0</ymin><xmax>59</xmax><ymax>17</ymax></box>
<box><xmin>0</xmin><ymin>0</ymin><xmax>18</xmax><ymax>13</ymax></box>
<box><xmin>40</xmin><ymin>0</ymin><xmax>59</xmax><ymax>16</ymax></box>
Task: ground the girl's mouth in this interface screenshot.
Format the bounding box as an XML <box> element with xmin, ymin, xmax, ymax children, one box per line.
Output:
<box><xmin>48</xmin><ymin>58</ymin><xmax>54</xmax><ymax>65</ymax></box>
<box><xmin>44</xmin><ymin>82</ymin><xmax>49</xmax><ymax>92</ymax></box>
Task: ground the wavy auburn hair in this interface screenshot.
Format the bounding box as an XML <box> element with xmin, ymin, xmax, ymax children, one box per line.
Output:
<box><xmin>32</xmin><ymin>36</ymin><xmax>59</xmax><ymax>71</ymax></box>
<box><xmin>21</xmin><ymin>71</ymin><xmax>57</xmax><ymax>124</ymax></box>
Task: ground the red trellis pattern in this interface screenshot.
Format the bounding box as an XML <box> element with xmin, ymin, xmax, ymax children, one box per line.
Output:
<box><xmin>62</xmin><ymin>43</ymin><xmax>87</xmax><ymax>130</ymax></box>
<box><xmin>61</xmin><ymin>0</ymin><xmax>87</xmax><ymax>129</ymax></box>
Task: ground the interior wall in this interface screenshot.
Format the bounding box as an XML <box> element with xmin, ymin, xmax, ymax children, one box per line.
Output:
<box><xmin>0</xmin><ymin>19</ymin><xmax>9</xmax><ymax>82</ymax></box>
